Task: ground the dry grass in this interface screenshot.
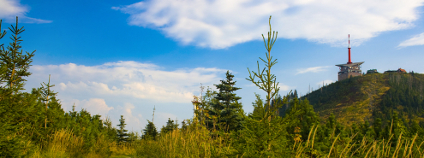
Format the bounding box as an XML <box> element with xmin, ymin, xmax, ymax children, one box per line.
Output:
<box><xmin>135</xmin><ymin>121</ymin><xmax>232</xmax><ymax>158</ymax></box>
<box><xmin>293</xmin><ymin>126</ymin><xmax>424</xmax><ymax>158</ymax></box>
<box><xmin>28</xmin><ymin>124</ymin><xmax>424</xmax><ymax>158</ymax></box>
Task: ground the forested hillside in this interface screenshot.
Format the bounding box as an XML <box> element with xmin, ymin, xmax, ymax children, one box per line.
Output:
<box><xmin>303</xmin><ymin>72</ymin><xmax>424</xmax><ymax>128</ymax></box>
<box><xmin>1</xmin><ymin>16</ymin><xmax>424</xmax><ymax>158</ymax></box>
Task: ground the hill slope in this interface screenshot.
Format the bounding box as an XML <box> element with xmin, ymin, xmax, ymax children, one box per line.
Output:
<box><xmin>302</xmin><ymin>72</ymin><xmax>424</xmax><ymax>127</ymax></box>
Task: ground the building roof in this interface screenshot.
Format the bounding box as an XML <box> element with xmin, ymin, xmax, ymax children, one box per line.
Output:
<box><xmin>385</xmin><ymin>68</ymin><xmax>407</xmax><ymax>73</ymax></box>
<box><xmin>335</xmin><ymin>62</ymin><xmax>364</xmax><ymax>67</ymax></box>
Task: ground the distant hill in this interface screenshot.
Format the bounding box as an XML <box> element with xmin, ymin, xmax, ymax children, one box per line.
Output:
<box><xmin>301</xmin><ymin>72</ymin><xmax>424</xmax><ymax>127</ymax></box>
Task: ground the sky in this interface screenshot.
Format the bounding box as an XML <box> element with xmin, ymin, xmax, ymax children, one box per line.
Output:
<box><xmin>1</xmin><ymin>0</ymin><xmax>424</xmax><ymax>133</ymax></box>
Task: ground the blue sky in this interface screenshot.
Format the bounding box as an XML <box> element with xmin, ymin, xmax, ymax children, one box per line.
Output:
<box><xmin>1</xmin><ymin>0</ymin><xmax>424</xmax><ymax>132</ymax></box>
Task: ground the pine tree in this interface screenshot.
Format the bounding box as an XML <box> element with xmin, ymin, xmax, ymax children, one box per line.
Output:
<box><xmin>249</xmin><ymin>93</ymin><xmax>265</xmax><ymax>120</ymax></box>
<box><xmin>143</xmin><ymin>120</ymin><xmax>158</xmax><ymax>140</ymax></box>
<box><xmin>40</xmin><ymin>74</ymin><xmax>57</xmax><ymax>129</ymax></box>
<box><xmin>181</xmin><ymin>120</ymin><xmax>188</xmax><ymax>131</ymax></box>
<box><xmin>233</xmin><ymin>16</ymin><xmax>295</xmax><ymax>157</ymax></box>
<box><xmin>117</xmin><ymin>115</ymin><xmax>129</xmax><ymax>143</ymax></box>
<box><xmin>246</xmin><ymin>16</ymin><xmax>281</xmax><ymax>118</ymax></box>
<box><xmin>103</xmin><ymin>117</ymin><xmax>118</xmax><ymax>141</ymax></box>
<box><xmin>0</xmin><ymin>17</ymin><xmax>40</xmax><ymax>157</ymax></box>
<box><xmin>127</xmin><ymin>132</ymin><xmax>139</xmax><ymax>143</ymax></box>
<box><xmin>293</xmin><ymin>89</ymin><xmax>298</xmax><ymax>99</ymax></box>
<box><xmin>208</xmin><ymin>70</ymin><xmax>243</xmax><ymax>132</ymax></box>
<box><xmin>161</xmin><ymin>118</ymin><xmax>179</xmax><ymax>134</ymax></box>
<box><xmin>0</xmin><ymin>17</ymin><xmax>35</xmax><ymax>92</ymax></box>
<box><xmin>201</xmin><ymin>87</ymin><xmax>219</xmax><ymax>130</ymax></box>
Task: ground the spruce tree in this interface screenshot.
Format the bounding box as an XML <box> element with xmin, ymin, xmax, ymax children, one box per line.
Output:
<box><xmin>201</xmin><ymin>87</ymin><xmax>219</xmax><ymax>130</ymax></box>
<box><xmin>143</xmin><ymin>120</ymin><xmax>158</xmax><ymax>140</ymax></box>
<box><xmin>181</xmin><ymin>120</ymin><xmax>188</xmax><ymax>131</ymax></box>
<box><xmin>233</xmin><ymin>16</ymin><xmax>295</xmax><ymax>157</ymax></box>
<box><xmin>249</xmin><ymin>93</ymin><xmax>265</xmax><ymax>120</ymax></box>
<box><xmin>284</xmin><ymin>98</ymin><xmax>320</xmax><ymax>142</ymax></box>
<box><xmin>0</xmin><ymin>17</ymin><xmax>40</xmax><ymax>157</ymax></box>
<box><xmin>40</xmin><ymin>74</ymin><xmax>57</xmax><ymax>129</ymax></box>
<box><xmin>127</xmin><ymin>132</ymin><xmax>138</xmax><ymax>143</ymax></box>
<box><xmin>0</xmin><ymin>17</ymin><xmax>35</xmax><ymax>92</ymax></box>
<box><xmin>208</xmin><ymin>70</ymin><xmax>243</xmax><ymax>132</ymax></box>
<box><xmin>293</xmin><ymin>89</ymin><xmax>298</xmax><ymax>99</ymax></box>
<box><xmin>117</xmin><ymin>115</ymin><xmax>129</xmax><ymax>143</ymax></box>
<box><xmin>161</xmin><ymin>118</ymin><xmax>179</xmax><ymax>134</ymax></box>
<box><xmin>103</xmin><ymin>117</ymin><xmax>118</xmax><ymax>141</ymax></box>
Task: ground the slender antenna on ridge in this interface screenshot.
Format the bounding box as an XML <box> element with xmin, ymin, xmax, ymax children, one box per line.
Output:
<box><xmin>152</xmin><ymin>105</ymin><xmax>155</xmax><ymax>123</ymax></box>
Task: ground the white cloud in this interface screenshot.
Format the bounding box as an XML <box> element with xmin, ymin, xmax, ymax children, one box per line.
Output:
<box><xmin>156</xmin><ymin>112</ymin><xmax>179</xmax><ymax>129</ymax></box>
<box><xmin>279</xmin><ymin>84</ymin><xmax>291</xmax><ymax>91</ymax></box>
<box><xmin>296</xmin><ymin>66</ymin><xmax>329</xmax><ymax>75</ymax></box>
<box><xmin>29</xmin><ymin>61</ymin><xmax>225</xmax><ymax>103</ymax></box>
<box><xmin>70</xmin><ymin>98</ymin><xmax>114</xmax><ymax>120</ymax></box>
<box><xmin>0</xmin><ymin>0</ymin><xmax>51</xmax><ymax>23</ymax></box>
<box><xmin>157</xmin><ymin>112</ymin><xmax>178</xmax><ymax>121</ymax></box>
<box><xmin>118</xmin><ymin>103</ymin><xmax>142</xmax><ymax>131</ymax></box>
<box><xmin>114</xmin><ymin>0</ymin><xmax>423</xmax><ymax>49</ymax></box>
<box><xmin>398</xmin><ymin>33</ymin><xmax>424</xmax><ymax>47</ymax></box>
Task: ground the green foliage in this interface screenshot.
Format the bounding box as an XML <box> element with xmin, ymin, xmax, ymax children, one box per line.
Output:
<box><xmin>103</xmin><ymin>117</ymin><xmax>118</xmax><ymax>142</ymax></box>
<box><xmin>306</xmin><ymin>72</ymin><xmax>424</xmax><ymax>129</ymax></box>
<box><xmin>247</xmin><ymin>16</ymin><xmax>280</xmax><ymax>114</ymax></box>
<box><xmin>234</xmin><ymin>16</ymin><xmax>295</xmax><ymax>157</ymax></box>
<box><xmin>0</xmin><ymin>17</ymin><xmax>35</xmax><ymax>91</ymax></box>
<box><xmin>249</xmin><ymin>93</ymin><xmax>265</xmax><ymax>120</ymax></box>
<box><xmin>206</xmin><ymin>70</ymin><xmax>244</xmax><ymax>132</ymax></box>
<box><xmin>198</xmin><ymin>86</ymin><xmax>218</xmax><ymax>129</ymax></box>
<box><xmin>143</xmin><ymin>120</ymin><xmax>158</xmax><ymax>140</ymax></box>
<box><xmin>283</xmin><ymin>98</ymin><xmax>320</xmax><ymax>143</ymax></box>
<box><xmin>160</xmin><ymin>118</ymin><xmax>179</xmax><ymax>135</ymax></box>
<box><xmin>181</xmin><ymin>119</ymin><xmax>188</xmax><ymax>131</ymax></box>
<box><xmin>136</xmin><ymin>119</ymin><xmax>233</xmax><ymax>158</ymax></box>
<box><xmin>0</xmin><ymin>17</ymin><xmax>40</xmax><ymax>157</ymax></box>
<box><xmin>117</xmin><ymin>115</ymin><xmax>129</xmax><ymax>144</ymax></box>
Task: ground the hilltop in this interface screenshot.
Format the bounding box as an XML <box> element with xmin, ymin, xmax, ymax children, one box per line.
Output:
<box><xmin>302</xmin><ymin>72</ymin><xmax>424</xmax><ymax>127</ymax></box>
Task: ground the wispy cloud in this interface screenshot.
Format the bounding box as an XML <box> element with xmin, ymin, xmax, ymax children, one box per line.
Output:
<box><xmin>296</xmin><ymin>66</ymin><xmax>329</xmax><ymax>75</ymax></box>
<box><xmin>398</xmin><ymin>33</ymin><xmax>424</xmax><ymax>47</ymax></box>
<box><xmin>0</xmin><ymin>0</ymin><xmax>51</xmax><ymax>23</ymax></box>
<box><xmin>114</xmin><ymin>0</ymin><xmax>423</xmax><ymax>49</ymax></box>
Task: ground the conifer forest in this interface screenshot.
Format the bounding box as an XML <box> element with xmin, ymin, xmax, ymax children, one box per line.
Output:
<box><xmin>1</xmin><ymin>16</ymin><xmax>424</xmax><ymax>158</ymax></box>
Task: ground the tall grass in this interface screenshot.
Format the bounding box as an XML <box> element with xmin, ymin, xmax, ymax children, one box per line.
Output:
<box><xmin>29</xmin><ymin>129</ymin><xmax>114</xmax><ymax>158</ymax></box>
<box><xmin>135</xmin><ymin>122</ymin><xmax>232</xmax><ymax>158</ymax></box>
<box><xmin>27</xmin><ymin>124</ymin><xmax>424</xmax><ymax>158</ymax></box>
<box><xmin>293</xmin><ymin>125</ymin><xmax>424</xmax><ymax>158</ymax></box>
<box><xmin>29</xmin><ymin>129</ymin><xmax>84</xmax><ymax>158</ymax></box>
<box><xmin>109</xmin><ymin>141</ymin><xmax>135</xmax><ymax>156</ymax></box>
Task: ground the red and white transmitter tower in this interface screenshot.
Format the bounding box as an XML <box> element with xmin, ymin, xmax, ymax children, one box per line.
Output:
<box><xmin>335</xmin><ymin>34</ymin><xmax>364</xmax><ymax>81</ymax></box>
<box><xmin>347</xmin><ymin>34</ymin><xmax>352</xmax><ymax>64</ymax></box>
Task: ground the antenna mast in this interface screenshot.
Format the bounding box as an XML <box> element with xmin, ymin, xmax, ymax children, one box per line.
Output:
<box><xmin>347</xmin><ymin>34</ymin><xmax>352</xmax><ymax>64</ymax></box>
<box><xmin>152</xmin><ymin>105</ymin><xmax>155</xmax><ymax>123</ymax></box>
